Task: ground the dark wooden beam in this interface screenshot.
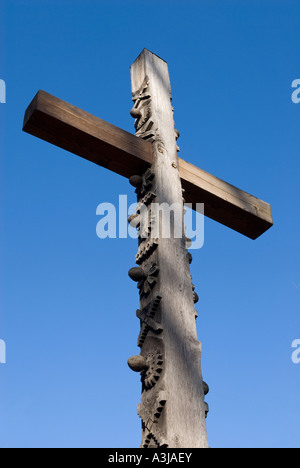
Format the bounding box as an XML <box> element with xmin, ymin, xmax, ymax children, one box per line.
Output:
<box><xmin>179</xmin><ymin>159</ymin><xmax>273</xmax><ymax>240</ymax></box>
<box><xmin>23</xmin><ymin>90</ymin><xmax>273</xmax><ymax>240</ymax></box>
<box><xmin>23</xmin><ymin>90</ymin><xmax>153</xmax><ymax>179</ymax></box>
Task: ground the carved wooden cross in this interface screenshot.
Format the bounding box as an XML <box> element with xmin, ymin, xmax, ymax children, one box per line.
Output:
<box><xmin>23</xmin><ymin>49</ymin><xmax>273</xmax><ymax>448</ymax></box>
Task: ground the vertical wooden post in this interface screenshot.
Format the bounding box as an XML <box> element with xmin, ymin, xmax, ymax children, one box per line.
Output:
<box><xmin>128</xmin><ymin>50</ymin><xmax>209</xmax><ymax>448</ymax></box>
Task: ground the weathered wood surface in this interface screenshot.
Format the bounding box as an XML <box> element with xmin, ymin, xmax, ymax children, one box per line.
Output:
<box><xmin>23</xmin><ymin>90</ymin><xmax>273</xmax><ymax>240</ymax></box>
<box><xmin>129</xmin><ymin>49</ymin><xmax>209</xmax><ymax>448</ymax></box>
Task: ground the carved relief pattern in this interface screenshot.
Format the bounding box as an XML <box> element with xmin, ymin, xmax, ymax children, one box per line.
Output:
<box><xmin>137</xmin><ymin>262</ymin><xmax>160</xmax><ymax>298</ymax></box>
<box><xmin>130</xmin><ymin>76</ymin><xmax>156</xmax><ymax>142</ymax></box>
<box><xmin>128</xmin><ymin>156</ymin><xmax>167</xmax><ymax>447</ymax></box>
<box><xmin>136</xmin><ymin>190</ymin><xmax>157</xmax><ymax>210</ymax></box>
<box><xmin>143</xmin><ymin>352</ymin><xmax>164</xmax><ymax>389</ymax></box>
<box><xmin>128</xmin><ymin>67</ymin><xmax>208</xmax><ymax>448</ymax></box>
<box><xmin>136</xmin><ymin>295</ymin><xmax>162</xmax><ymax>347</ymax></box>
<box><xmin>130</xmin><ymin>169</ymin><xmax>155</xmax><ymax>198</ymax></box>
<box><xmin>128</xmin><ymin>157</ymin><xmax>205</xmax><ymax>446</ymax></box>
<box><xmin>137</xmin><ymin>391</ymin><xmax>168</xmax><ymax>448</ymax></box>
<box><xmin>137</xmin><ymin>211</ymin><xmax>156</xmax><ymax>242</ymax></box>
<box><xmin>135</xmin><ymin>238</ymin><xmax>159</xmax><ymax>265</ymax></box>
<box><xmin>128</xmin><ymin>77</ymin><xmax>170</xmax><ymax>446</ymax></box>
<box><xmin>128</xmin><ymin>76</ymin><xmax>191</xmax><ymax>449</ymax></box>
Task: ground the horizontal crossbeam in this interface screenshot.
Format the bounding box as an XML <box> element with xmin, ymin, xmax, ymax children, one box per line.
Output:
<box><xmin>23</xmin><ymin>90</ymin><xmax>273</xmax><ymax>239</ymax></box>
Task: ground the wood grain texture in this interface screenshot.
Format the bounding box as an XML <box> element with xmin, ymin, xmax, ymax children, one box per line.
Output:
<box><xmin>179</xmin><ymin>159</ymin><xmax>273</xmax><ymax>240</ymax></box>
<box><xmin>23</xmin><ymin>90</ymin><xmax>153</xmax><ymax>179</ymax></box>
<box><xmin>23</xmin><ymin>90</ymin><xmax>273</xmax><ymax>240</ymax></box>
<box><xmin>131</xmin><ymin>49</ymin><xmax>209</xmax><ymax>449</ymax></box>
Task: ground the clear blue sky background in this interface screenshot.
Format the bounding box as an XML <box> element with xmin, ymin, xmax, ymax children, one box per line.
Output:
<box><xmin>0</xmin><ymin>0</ymin><xmax>299</xmax><ymax>448</ymax></box>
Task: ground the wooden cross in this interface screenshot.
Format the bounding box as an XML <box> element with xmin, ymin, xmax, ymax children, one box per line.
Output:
<box><xmin>23</xmin><ymin>49</ymin><xmax>273</xmax><ymax>448</ymax></box>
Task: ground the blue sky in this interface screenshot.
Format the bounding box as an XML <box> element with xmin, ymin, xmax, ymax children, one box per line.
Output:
<box><xmin>0</xmin><ymin>0</ymin><xmax>300</xmax><ymax>448</ymax></box>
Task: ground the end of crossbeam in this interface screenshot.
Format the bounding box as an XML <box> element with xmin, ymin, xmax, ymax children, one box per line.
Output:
<box><xmin>23</xmin><ymin>90</ymin><xmax>43</xmax><ymax>133</ymax></box>
<box><xmin>179</xmin><ymin>158</ymin><xmax>274</xmax><ymax>240</ymax></box>
<box><xmin>22</xmin><ymin>90</ymin><xmax>153</xmax><ymax>179</ymax></box>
